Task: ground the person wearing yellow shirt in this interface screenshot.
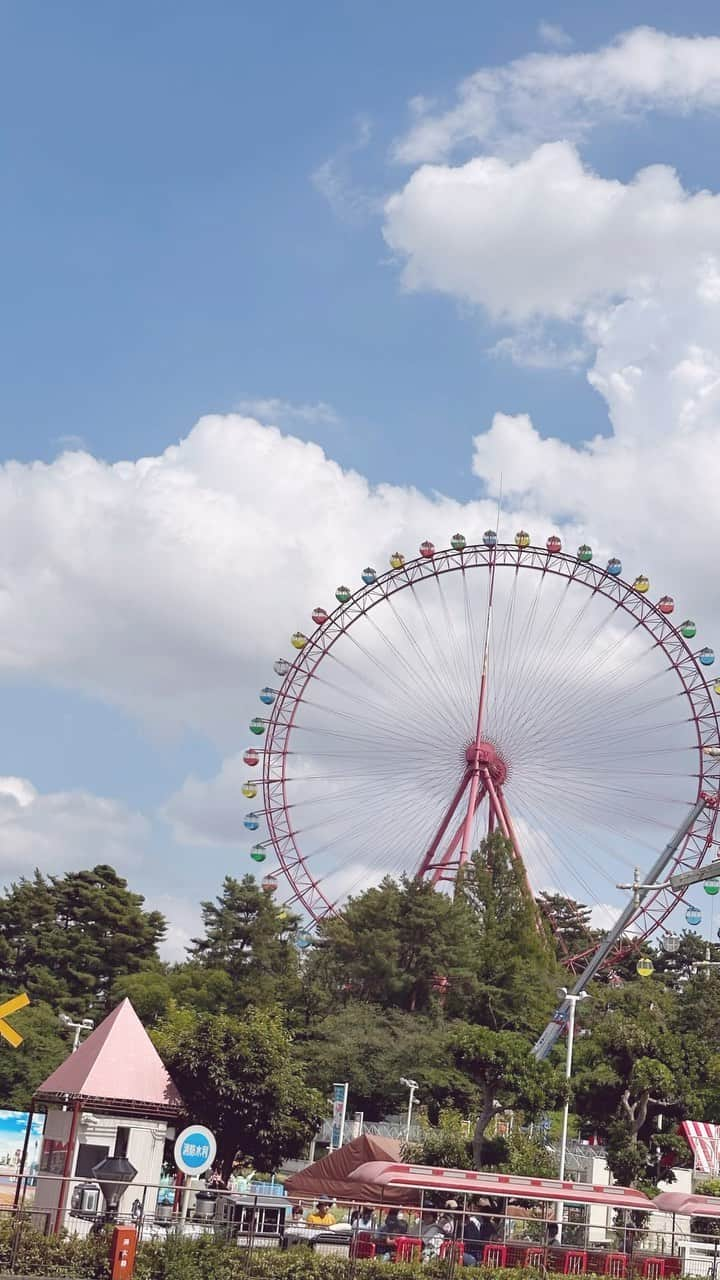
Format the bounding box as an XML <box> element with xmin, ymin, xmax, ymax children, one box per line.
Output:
<box><xmin>306</xmin><ymin>1199</ymin><xmax>336</xmax><ymax>1226</ymax></box>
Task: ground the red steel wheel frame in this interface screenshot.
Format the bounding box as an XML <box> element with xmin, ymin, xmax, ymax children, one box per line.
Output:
<box><xmin>257</xmin><ymin>542</ymin><xmax>720</xmax><ymax>967</ymax></box>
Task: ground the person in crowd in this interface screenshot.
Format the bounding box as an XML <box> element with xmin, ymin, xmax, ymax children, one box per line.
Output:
<box><xmin>546</xmin><ymin>1221</ymin><xmax>559</xmax><ymax>1244</ymax></box>
<box><xmin>377</xmin><ymin>1206</ymin><xmax>410</xmax><ymax>1259</ymax></box>
<box><xmin>462</xmin><ymin>1199</ymin><xmax>496</xmax><ymax>1265</ymax></box>
<box><xmin>283</xmin><ymin>1203</ymin><xmax>314</xmax><ymax>1249</ymax></box>
<box><xmin>350</xmin><ymin>1204</ymin><xmax>375</xmax><ymax>1231</ymax></box>
<box><xmin>437</xmin><ymin>1199</ymin><xmax>459</xmax><ymax>1238</ymax></box>
<box><xmin>421</xmin><ymin>1212</ymin><xmax>447</xmax><ymax>1260</ymax></box>
<box><xmin>306</xmin><ymin>1198</ymin><xmax>336</xmax><ymax>1227</ymax></box>
<box><xmin>227</xmin><ymin>1163</ymin><xmax>255</xmax><ymax>1194</ymax></box>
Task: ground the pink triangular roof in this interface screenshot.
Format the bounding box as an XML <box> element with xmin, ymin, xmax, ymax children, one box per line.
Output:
<box><xmin>34</xmin><ymin>999</ymin><xmax>184</xmax><ymax>1116</ymax></box>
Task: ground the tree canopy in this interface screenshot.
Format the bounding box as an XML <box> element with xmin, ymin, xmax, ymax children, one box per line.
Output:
<box><xmin>1</xmin><ymin>844</ymin><xmax>719</xmax><ymax>1187</ymax></box>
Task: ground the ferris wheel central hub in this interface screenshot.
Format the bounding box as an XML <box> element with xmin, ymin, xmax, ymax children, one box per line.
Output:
<box><xmin>465</xmin><ymin>740</ymin><xmax>507</xmax><ymax>785</ymax></box>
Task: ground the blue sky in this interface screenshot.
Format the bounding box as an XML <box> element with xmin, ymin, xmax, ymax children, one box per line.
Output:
<box><xmin>2</xmin><ymin>3</ymin><xmax>720</xmax><ymax>955</ymax></box>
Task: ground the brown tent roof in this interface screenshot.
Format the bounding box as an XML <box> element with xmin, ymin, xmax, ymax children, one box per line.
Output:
<box><xmin>285</xmin><ymin>1134</ymin><xmax>416</xmax><ymax>1206</ymax></box>
<box><xmin>34</xmin><ymin>998</ymin><xmax>184</xmax><ymax>1117</ymax></box>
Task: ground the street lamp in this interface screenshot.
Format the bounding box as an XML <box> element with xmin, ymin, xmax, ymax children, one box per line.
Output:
<box><xmin>59</xmin><ymin>1013</ymin><xmax>94</xmax><ymax>1053</ymax></box>
<box><xmin>556</xmin><ymin>988</ymin><xmax>590</xmax><ymax>1240</ymax></box>
<box><xmin>400</xmin><ymin>1077</ymin><xmax>418</xmax><ymax>1142</ymax></box>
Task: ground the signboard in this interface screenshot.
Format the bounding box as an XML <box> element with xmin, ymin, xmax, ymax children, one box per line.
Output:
<box><xmin>0</xmin><ymin>994</ymin><xmax>30</xmax><ymax>1048</ymax></box>
<box><xmin>0</xmin><ymin>1110</ymin><xmax>44</xmax><ymax>1178</ymax></box>
<box><xmin>174</xmin><ymin>1124</ymin><xmax>216</xmax><ymax>1176</ymax></box>
<box><xmin>331</xmin><ymin>1082</ymin><xmax>348</xmax><ymax>1150</ymax></box>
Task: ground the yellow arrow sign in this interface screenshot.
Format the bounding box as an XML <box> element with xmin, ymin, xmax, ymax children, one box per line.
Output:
<box><xmin>0</xmin><ymin>994</ymin><xmax>30</xmax><ymax>1048</ymax></box>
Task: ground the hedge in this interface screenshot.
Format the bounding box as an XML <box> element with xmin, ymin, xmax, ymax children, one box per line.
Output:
<box><xmin>0</xmin><ymin>1220</ymin><xmax>540</xmax><ymax>1280</ymax></box>
<box><xmin>0</xmin><ymin>1222</ymin><xmax>698</xmax><ymax>1280</ymax></box>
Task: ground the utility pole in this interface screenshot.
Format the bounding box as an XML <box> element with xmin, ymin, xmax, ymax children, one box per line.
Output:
<box><xmin>556</xmin><ymin>989</ymin><xmax>589</xmax><ymax>1241</ymax></box>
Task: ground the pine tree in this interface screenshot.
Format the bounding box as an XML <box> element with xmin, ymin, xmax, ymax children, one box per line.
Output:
<box><xmin>457</xmin><ymin>834</ymin><xmax>560</xmax><ymax>1032</ymax></box>
<box><xmin>188</xmin><ymin>874</ymin><xmax>302</xmax><ymax>1012</ymax></box>
<box><xmin>0</xmin><ymin>864</ymin><xmax>165</xmax><ymax>1016</ymax></box>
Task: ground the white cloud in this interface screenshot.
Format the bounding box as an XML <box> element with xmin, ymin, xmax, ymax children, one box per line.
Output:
<box><xmin>489</xmin><ymin>328</ymin><xmax>589</xmax><ymax>370</ymax></box>
<box><xmin>311</xmin><ymin>116</ymin><xmax>381</xmax><ymax>223</ymax></box>
<box><xmin>0</xmin><ymin>417</ymin><xmax>490</xmax><ymax>742</ymax></box>
<box><xmin>384</xmin><ymin>142</ymin><xmax>720</xmax><ymax>323</ymax></box>
<box><xmin>153</xmin><ymin>893</ymin><xmax>203</xmax><ymax>963</ymax></box>
<box><xmin>537</xmin><ymin>22</ymin><xmax>573</xmax><ymax>51</ymax></box>
<box><xmin>0</xmin><ymin>776</ymin><xmax>148</xmax><ymax>877</ymax></box>
<box><xmin>164</xmin><ymin>754</ymin><xmax>246</xmax><ymax>846</ymax></box>
<box><xmin>590</xmin><ymin>903</ymin><xmax>622</xmax><ymax>932</ymax></box>
<box><xmin>394</xmin><ymin>27</ymin><xmax>720</xmax><ymax>162</ymax></box>
<box><xmin>234</xmin><ymin>397</ymin><xmax>339</xmax><ymax>428</ymax></box>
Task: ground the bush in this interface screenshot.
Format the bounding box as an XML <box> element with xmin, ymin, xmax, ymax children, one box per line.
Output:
<box><xmin>0</xmin><ymin>1214</ymin><xmax>109</xmax><ymax>1276</ymax></box>
<box><xmin>0</xmin><ymin>1221</ymin><xmax>551</xmax><ymax>1280</ymax></box>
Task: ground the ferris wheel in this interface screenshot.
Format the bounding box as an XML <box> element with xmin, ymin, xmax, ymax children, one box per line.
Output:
<box><xmin>243</xmin><ymin>532</ymin><xmax>720</xmax><ymax>967</ymax></box>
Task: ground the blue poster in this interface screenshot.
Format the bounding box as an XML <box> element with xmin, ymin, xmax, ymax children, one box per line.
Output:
<box><xmin>331</xmin><ymin>1083</ymin><xmax>348</xmax><ymax>1150</ymax></box>
<box><xmin>0</xmin><ymin>1111</ymin><xmax>45</xmax><ymax>1195</ymax></box>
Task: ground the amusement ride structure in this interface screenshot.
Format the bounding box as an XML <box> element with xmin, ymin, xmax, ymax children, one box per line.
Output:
<box><xmin>243</xmin><ymin>532</ymin><xmax>720</xmax><ymax>979</ymax></box>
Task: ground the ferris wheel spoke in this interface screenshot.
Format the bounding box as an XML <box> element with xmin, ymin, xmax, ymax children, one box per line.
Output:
<box><xmin>509</xmin><ymin>793</ymin><xmax>610</xmax><ymax>900</ymax></box>
<box><xmin>494</xmin><ymin>574</ymin><xmax>594</xmax><ymax>730</ymax></box>
<box><xmin>406</xmin><ymin>578</ymin><xmax>477</xmax><ymax>718</ymax></box>
<box><xmin>522</xmin><ymin>684</ymin><xmax>684</xmax><ymax>754</ymax></box>
<box><xmin>519</xmin><ymin>631</ymin><xmax>670</xmax><ymax>741</ymax></box>
<box><xmin>337</xmin><ymin>616</ymin><xmax>466</xmax><ymax>742</ymax></box>
<box><xmin>434</xmin><ymin>573</ymin><xmax>478</xmax><ymax>713</ymax></box>
<box><xmin>296</xmin><ymin>786</ymin><xmax>450</xmax><ymax>893</ymax></box>
<box><xmin>492</xmin><ymin>570</ymin><xmax>548</xmax><ymax>728</ymax></box>
<box><xmin>256</xmin><ymin>540</ymin><xmax>719</xmax><ymax>958</ymax></box>
<box><xmin>297</xmin><ymin>688</ymin><xmax>461</xmax><ymax>752</ymax></box>
<box><xmin>523</xmin><ymin>601</ymin><xmax>643</xmax><ymax>728</ymax></box>
<box><xmin>379</xmin><ymin>594</ymin><xmax>471</xmax><ymax>730</ymax></box>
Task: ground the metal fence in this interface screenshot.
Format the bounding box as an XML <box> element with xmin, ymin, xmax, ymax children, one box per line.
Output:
<box><xmin>1</xmin><ymin>1176</ymin><xmax>720</xmax><ymax>1277</ymax></box>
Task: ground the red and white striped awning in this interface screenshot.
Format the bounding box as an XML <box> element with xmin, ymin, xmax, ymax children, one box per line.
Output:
<box><xmin>679</xmin><ymin>1122</ymin><xmax>720</xmax><ymax>1175</ymax></box>
<box><xmin>349</xmin><ymin>1162</ymin><xmax>653</xmax><ymax>1210</ymax></box>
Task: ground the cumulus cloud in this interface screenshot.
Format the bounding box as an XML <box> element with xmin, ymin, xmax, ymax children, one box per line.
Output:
<box><xmin>153</xmin><ymin>893</ymin><xmax>203</xmax><ymax>963</ymax></box>
<box><xmin>0</xmin><ymin>776</ymin><xmax>148</xmax><ymax>877</ymax></box>
<box><xmin>394</xmin><ymin>27</ymin><xmax>720</xmax><ymax>162</ymax></box>
<box><xmin>383</xmin><ymin>134</ymin><xmax>720</xmax><ymax>585</ymax></box>
<box><xmin>384</xmin><ymin>143</ymin><xmax>720</xmax><ymax>322</ymax></box>
<box><xmin>0</xmin><ymin>418</ymin><xmax>490</xmax><ymax>742</ymax></box>
<box><xmin>164</xmin><ymin>754</ymin><xmax>246</xmax><ymax>846</ymax></box>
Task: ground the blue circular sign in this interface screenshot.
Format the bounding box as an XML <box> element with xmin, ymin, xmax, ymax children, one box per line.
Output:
<box><xmin>174</xmin><ymin>1124</ymin><xmax>217</xmax><ymax>1176</ymax></box>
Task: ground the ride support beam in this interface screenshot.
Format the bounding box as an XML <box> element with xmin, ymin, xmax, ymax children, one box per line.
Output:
<box><xmin>532</xmin><ymin>793</ymin><xmax>710</xmax><ymax>1061</ymax></box>
<box><xmin>429</xmin><ymin>784</ymin><xmax>487</xmax><ymax>886</ymax></box>
<box><xmin>415</xmin><ymin>771</ymin><xmax>471</xmax><ymax>879</ymax></box>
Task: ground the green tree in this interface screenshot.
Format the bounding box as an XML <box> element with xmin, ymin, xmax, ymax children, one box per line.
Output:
<box><xmin>189</xmin><ymin>876</ymin><xmax>302</xmax><ymax>1014</ymax></box>
<box><xmin>152</xmin><ymin>1005</ymin><xmax>323</xmax><ymax>1177</ymax></box>
<box><xmin>536</xmin><ymin>893</ymin><xmax>599</xmax><ymax>962</ymax></box>
<box><xmin>112</xmin><ymin>962</ymin><xmax>241</xmax><ymax>1025</ymax></box>
<box><xmin>404</xmin><ymin>1109</ymin><xmax>473</xmax><ymax>1169</ymax></box>
<box><xmin>573</xmin><ymin>982</ymin><xmax>686</xmax><ymax>1187</ymax></box>
<box><xmin>501</xmin><ymin>1130</ymin><xmax>557</xmax><ymax>1178</ymax></box>
<box><xmin>652</xmin><ymin>931</ymin><xmax>708</xmax><ymax>988</ymax></box>
<box><xmin>0</xmin><ymin>865</ymin><xmax>165</xmax><ymax>1016</ymax></box>
<box><xmin>297</xmin><ymin>1004</ymin><xmax>476</xmax><ymax>1121</ymax></box>
<box><xmin>305</xmin><ymin>876</ymin><xmax>477</xmax><ymax>1016</ymax></box>
<box><xmin>457</xmin><ymin>836</ymin><xmax>560</xmax><ymax>1032</ymax></box>
<box><xmin>0</xmin><ymin>999</ymin><xmax>71</xmax><ymax>1109</ymax></box>
<box><xmin>452</xmin><ymin>1025</ymin><xmax>563</xmax><ymax>1168</ymax></box>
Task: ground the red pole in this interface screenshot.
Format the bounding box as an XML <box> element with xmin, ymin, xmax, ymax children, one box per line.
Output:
<box><xmin>430</xmin><ymin>784</ymin><xmax>487</xmax><ymax>885</ymax></box>
<box><xmin>416</xmin><ymin>772</ymin><xmax>471</xmax><ymax>878</ymax></box>
<box><xmin>53</xmin><ymin>1101</ymin><xmax>81</xmax><ymax>1234</ymax></box>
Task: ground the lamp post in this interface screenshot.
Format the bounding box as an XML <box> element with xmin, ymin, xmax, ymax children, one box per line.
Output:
<box><xmin>400</xmin><ymin>1077</ymin><xmax>418</xmax><ymax>1143</ymax></box>
<box><xmin>556</xmin><ymin>988</ymin><xmax>589</xmax><ymax>1239</ymax></box>
<box><xmin>59</xmin><ymin>1013</ymin><xmax>94</xmax><ymax>1052</ymax></box>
